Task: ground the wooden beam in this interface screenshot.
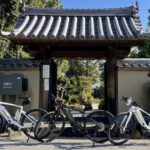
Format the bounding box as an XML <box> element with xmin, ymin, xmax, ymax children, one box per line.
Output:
<box><xmin>27</xmin><ymin>45</ymin><xmax>131</xmax><ymax>59</ymax></box>
<box><xmin>49</xmin><ymin>59</ymin><xmax>57</xmax><ymax>111</ymax></box>
<box><xmin>11</xmin><ymin>38</ymin><xmax>146</xmax><ymax>46</ymax></box>
<box><xmin>39</xmin><ymin>60</ymin><xmax>50</xmax><ymax>110</ymax></box>
<box><xmin>105</xmin><ymin>58</ymin><xmax>117</xmax><ymax>115</ymax></box>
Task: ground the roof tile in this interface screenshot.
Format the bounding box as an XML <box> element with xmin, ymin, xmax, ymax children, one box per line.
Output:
<box><xmin>1</xmin><ymin>4</ymin><xmax>149</xmax><ymax>41</ymax></box>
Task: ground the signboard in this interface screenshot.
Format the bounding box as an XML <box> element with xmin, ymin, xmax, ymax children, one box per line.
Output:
<box><xmin>0</xmin><ymin>75</ymin><xmax>22</xmax><ymax>95</ymax></box>
<box><xmin>42</xmin><ymin>65</ymin><xmax>50</xmax><ymax>78</ymax></box>
<box><xmin>44</xmin><ymin>79</ymin><xmax>49</xmax><ymax>91</ymax></box>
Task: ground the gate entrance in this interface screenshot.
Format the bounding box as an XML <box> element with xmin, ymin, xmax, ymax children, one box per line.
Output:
<box><xmin>1</xmin><ymin>2</ymin><xmax>149</xmax><ymax>114</ymax></box>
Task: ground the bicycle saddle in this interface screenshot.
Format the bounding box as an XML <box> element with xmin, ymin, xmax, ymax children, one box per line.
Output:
<box><xmin>18</xmin><ymin>96</ymin><xmax>31</xmax><ymax>106</ymax></box>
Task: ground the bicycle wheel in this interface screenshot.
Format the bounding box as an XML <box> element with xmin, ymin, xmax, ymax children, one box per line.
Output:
<box><xmin>108</xmin><ymin>112</ymin><xmax>136</xmax><ymax>145</ymax></box>
<box><xmin>21</xmin><ymin>108</ymin><xmax>47</xmax><ymax>139</ymax></box>
<box><xmin>34</xmin><ymin>112</ymin><xmax>65</xmax><ymax>142</ymax></box>
<box><xmin>85</xmin><ymin>110</ymin><xmax>114</xmax><ymax>143</ymax></box>
<box><xmin>0</xmin><ymin>115</ymin><xmax>4</xmax><ymax>133</ymax></box>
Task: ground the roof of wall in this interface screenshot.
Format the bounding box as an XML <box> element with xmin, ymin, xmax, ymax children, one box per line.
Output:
<box><xmin>117</xmin><ymin>58</ymin><xmax>150</xmax><ymax>68</ymax></box>
<box><xmin>0</xmin><ymin>58</ymin><xmax>150</xmax><ymax>69</ymax></box>
<box><xmin>0</xmin><ymin>59</ymin><xmax>41</xmax><ymax>68</ymax></box>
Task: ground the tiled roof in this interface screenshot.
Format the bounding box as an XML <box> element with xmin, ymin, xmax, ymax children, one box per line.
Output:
<box><xmin>0</xmin><ymin>59</ymin><xmax>41</xmax><ymax>68</ymax></box>
<box><xmin>0</xmin><ymin>3</ymin><xmax>148</xmax><ymax>41</ymax></box>
<box><xmin>0</xmin><ymin>58</ymin><xmax>150</xmax><ymax>69</ymax></box>
<box><xmin>117</xmin><ymin>58</ymin><xmax>150</xmax><ymax>68</ymax></box>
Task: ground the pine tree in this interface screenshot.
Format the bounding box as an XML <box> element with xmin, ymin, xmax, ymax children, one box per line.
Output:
<box><xmin>57</xmin><ymin>60</ymin><xmax>100</xmax><ymax>104</ymax></box>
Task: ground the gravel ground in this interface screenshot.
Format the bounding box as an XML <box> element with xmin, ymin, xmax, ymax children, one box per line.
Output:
<box><xmin>0</xmin><ymin>135</ymin><xmax>150</xmax><ymax>150</ymax></box>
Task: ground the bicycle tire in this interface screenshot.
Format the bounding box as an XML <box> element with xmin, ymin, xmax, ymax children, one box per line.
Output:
<box><xmin>108</xmin><ymin>112</ymin><xmax>136</xmax><ymax>145</ymax></box>
<box><xmin>85</xmin><ymin>110</ymin><xmax>114</xmax><ymax>143</ymax></box>
<box><xmin>0</xmin><ymin>115</ymin><xmax>8</xmax><ymax>133</ymax></box>
<box><xmin>21</xmin><ymin>108</ymin><xmax>47</xmax><ymax>139</ymax></box>
<box><xmin>34</xmin><ymin>112</ymin><xmax>65</xmax><ymax>143</ymax></box>
<box><xmin>0</xmin><ymin>115</ymin><xmax>4</xmax><ymax>133</ymax></box>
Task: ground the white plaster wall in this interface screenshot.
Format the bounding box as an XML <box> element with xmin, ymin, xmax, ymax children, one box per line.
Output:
<box><xmin>118</xmin><ymin>69</ymin><xmax>150</xmax><ymax>113</ymax></box>
<box><xmin>0</xmin><ymin>69</ymin><xmax>40</xmax><ymax>111</ymax></box>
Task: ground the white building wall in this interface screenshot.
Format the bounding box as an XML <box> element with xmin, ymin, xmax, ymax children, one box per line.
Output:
<box><xmin>118</xmin><ymin>68</ymin><xmax>150</xmax><ymax>113</ymax></box>
<box><xmin>0</xmin><ymin>69</ymin><xmax>40</xmax><ymax>111</ymax></box>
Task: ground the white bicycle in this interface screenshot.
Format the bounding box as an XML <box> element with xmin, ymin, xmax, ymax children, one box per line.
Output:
<box><xmin>108</xmin><ymin>96</ymin><xmax>150</xmax><ymax>145</ymax></box>
<box><xmin>0</xmin><ymin>96</ymin><xmax>47</xmax><ymax>140</ymax></box>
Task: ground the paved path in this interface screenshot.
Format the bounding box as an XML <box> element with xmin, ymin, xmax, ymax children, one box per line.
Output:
<box><xmin>0</xmin><ymin>137</ymin><xmax>150</xmax><ymax>150</ymax></box>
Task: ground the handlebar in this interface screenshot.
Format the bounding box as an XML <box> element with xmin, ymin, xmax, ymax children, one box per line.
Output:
<box><xmin>51</xmin><ymin>94</ymin><xmax>64</xmax><ymax>104</ymax></box>
<box><xmin>51</xmin><ymin>85</ymin><xmax>72</xmax><ymax>104</ymax></box>
<box><xmin>120</xmin><ymin>96</ymin><xmax>141</xmax><ymax>107</ymax></box>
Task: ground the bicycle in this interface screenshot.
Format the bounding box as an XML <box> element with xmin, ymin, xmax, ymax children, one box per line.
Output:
<box><xmin>0</xmin><ymin>96</ymin><xmax>47</xmax><ymax>141</ymax></box>
<box><xmin>34</xmin><ymin>85</ymin><xmax>114</xmax><ymax>146</ymax></box>
<box><xmin>108</xmin><ymin>96</ymin><xmax>150</xmax><ymax>145</ymax></box>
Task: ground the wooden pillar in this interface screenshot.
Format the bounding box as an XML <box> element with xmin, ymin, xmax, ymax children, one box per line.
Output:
<box><xmin>48</xmin><ymin>59</ymin><xmax>57</xmax><ymax>111</ymax></box>
<box><xmin>105</xmin><ymin>58</ymin><xmax>117</xmax><ymax>115</ymax></box>
<box><xmin>39</xmin><ymin>60</ymin><xmax>50</xmax><ymax>110</ymax></box>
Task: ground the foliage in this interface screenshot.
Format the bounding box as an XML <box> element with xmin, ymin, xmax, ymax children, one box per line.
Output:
<box><xmin>129</xmin><ymin>41</ymin><xmax>150</xmax><ymax>58</ymax></box>
<box><xmin>93</xmin><ymin>61</ymin><xmax>105</xmax><ymax>100</ymax></box>
<box><xmin>138</xmin><ymin>41</ymin><xmax>150</xmax><ymax>58</ymax></box>
<box><xmin>129</xmin><ymin>47</ymin><xmax>139</xmax><ymax>58</ymax></box>
<box><xmin>57</xmin><ymin>59</ymin><xmax>69</xmax><ymax>80</ymax></box>
<box><xmin>26</xmin><ymin>0</ymin><xmax>45</xmax><ymax>7</ymax></box>
<box><xmin>0</xmin><ymin>0</ymin><xmax>20</xmax><ymax>30</ymax></box>
<box><xmin>0</xmin><ymin>0</ymin><xmax>20</xmax><ymax>58</ymax></box>
<box><xmin>57</xmin><ymin>59</ymin><xmax>101</xmax><ymax>104</ymax></box>
<box><xmin>45</xmin><ymin>0</ymin><xmax>63</xmax><ymax>8</ymax></box>
<box><xmin>129</xmin><ymin>9</ymin><xmax>150</xmax><ymax>58</ymax></box>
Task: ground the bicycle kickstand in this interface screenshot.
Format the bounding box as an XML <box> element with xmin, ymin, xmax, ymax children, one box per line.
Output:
<box><xmin>26</xmin><ymin>127</ymin><xmax>33</xmax><ymax>143</ymax></box>
<box><xmin>93</xmin><ymin>128</ymin><xmax>98</xmax><ymax>147</ymax></box>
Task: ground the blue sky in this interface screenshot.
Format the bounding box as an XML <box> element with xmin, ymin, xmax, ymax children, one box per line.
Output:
<box><xmin>61</xmin><ymin>0</ymin><xmax>149</xmax><ymax>29</ymax></box>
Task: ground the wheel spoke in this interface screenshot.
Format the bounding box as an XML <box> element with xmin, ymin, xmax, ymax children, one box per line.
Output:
<box><xmin>21</xmin><ymin>109</ymin><xmax>47</xmax><ymax>139</ymax></box>
<box><xmin>85</xmin><ymin>110</ymin><xmax>114</xmax><ymax>143</ymax></box>
<box><xmin>34</xmin><ymin>112</ymin><xmax>65</xmax><ymax>142</ymax></box>
<box><xmin>108</xmin><ymin>113</ymin><xmax>136</xmax><ymax>145</ymax></box>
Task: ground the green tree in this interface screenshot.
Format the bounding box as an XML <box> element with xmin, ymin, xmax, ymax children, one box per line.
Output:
<box><xmin>57</xmin><ymin>60</ymin><xmax>100</xmax><ymax>104</ymax></box>
<box><xmin>0</xmin><ymin>0</ymin><xmax>20</xmax><ymax>58</ymax></box>
<box><xmin>45</xmin><ymin>0</ymin><xmax>63</xmax><ymax>8</ymax></box>
<box><xmin>138</xmin><ymin>41</ymin><xmax>150</xmax><ymax>58</ymax></box>
<box><xmin>129</xmin><ymin>42</ymin><xmax>150</xmax><ymax>58</ymax></box>
<box><xmin>129</xmin><ymin>9</ymin><xmax>150</xmax><ymax>58</ymax></box>
<box><xmin>26</xmin><ymin>0</ymin><xmax>45</xmax><ymax>7</ymax></box>
<box><xmin>129</xmin><ymin>47</ymin><xmax>139</xmax><ymax>58</ymax></box>
<box><xmin>93</xmin><ymin>61</ymin><xmax>105</xmax><ymax>99</ymax></box>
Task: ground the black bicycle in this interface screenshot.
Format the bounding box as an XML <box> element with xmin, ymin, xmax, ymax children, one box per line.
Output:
<box><xmin>34</xmin><ymin>86</ymin><xmax>114</xmax><ymax>145</ymax></box>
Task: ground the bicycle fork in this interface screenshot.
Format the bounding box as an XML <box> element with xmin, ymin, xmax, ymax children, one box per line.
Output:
<box><xmin>118</xmin><ymin>112</ymin><xmax>132</xmax><ymax>134</ymax></box>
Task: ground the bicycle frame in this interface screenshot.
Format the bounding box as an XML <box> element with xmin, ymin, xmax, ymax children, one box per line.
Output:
<box><xmin>59</xmin><ymin>103</ymin><xmax>85</xmax><ymax>127</ymax></box>
<box><xmin>133</xmin><ymin>106</ymin><xmax>150</xmax><ymax>130</ymax></box>
<box><xmin>121</xmin><ymin>105</ymin><xmax>150</xmax><ymax>132</ymax></box>
<box><xmin>0</xmin><ymin>102</ymin><xmax>36</xmax><ymax>130</ymax></box>
<box><xmin>52</xmin><ymin>101</ymin><xmax>87</xmax><ymax>135</ymax></box>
